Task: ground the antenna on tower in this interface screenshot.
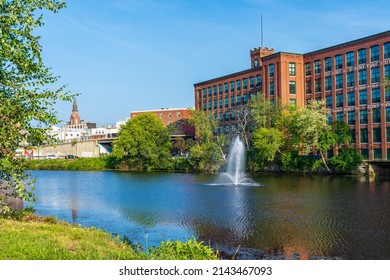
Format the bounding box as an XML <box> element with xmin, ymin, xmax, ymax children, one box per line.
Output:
<box><xmin>261</xmin><ymin>14</ymin><xmax>264</xmax><ymax>47</ymax></box>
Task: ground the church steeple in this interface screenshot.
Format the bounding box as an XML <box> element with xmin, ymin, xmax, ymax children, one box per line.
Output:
<box><xmin>70</xmin><ymin>98</ymin><xmax>81</xmax><ymax>126</ymax></box>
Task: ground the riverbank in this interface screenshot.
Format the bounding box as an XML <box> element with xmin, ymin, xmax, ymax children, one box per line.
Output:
<box><xmin>0</xmin><ymin>213</ymin><xmax>217</xmax><ymax>260</ymax></box>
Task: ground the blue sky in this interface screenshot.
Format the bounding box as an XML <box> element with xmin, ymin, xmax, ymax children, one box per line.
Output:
<box><xmin>39</xmin><ymin>0</ymin><xmax>390</xmax><ymax>126</ymax></box>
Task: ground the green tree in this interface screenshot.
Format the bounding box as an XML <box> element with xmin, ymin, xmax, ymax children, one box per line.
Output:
<box><xmin>277</xmin><ymin>100</ymin><xmax>332</xmax><ymax>172</ymax></box>
<box><xmin>1</xmin><ymin>0</ymin><xmax>70</xmax><ymax>214</ymax></box>
<box><xmin>112</xmin><ymin>114</ymin><xmax>172</xmax><ymax>171</ymax></box>
<box><xmin>251</xmin><ymin>127</ymin><xmax>284</xmax><ymax>168</ymax></box>
<box><xmin>187</xmin><ymin>109</ymin><xmax>226</xmax><ymax>171</ymax></box>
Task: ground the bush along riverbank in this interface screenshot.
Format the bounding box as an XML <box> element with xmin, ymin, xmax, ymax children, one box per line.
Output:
<box><xmin>0</xmin><ymin>211</ymin><xmax>217</xmax><ymax>260</ymax></box>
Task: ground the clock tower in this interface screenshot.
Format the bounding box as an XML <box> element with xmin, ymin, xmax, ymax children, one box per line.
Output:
<box><xmin>70</xmin><ymin>98</ymin><xmax>81</xmax><ymax>126</ymax></box>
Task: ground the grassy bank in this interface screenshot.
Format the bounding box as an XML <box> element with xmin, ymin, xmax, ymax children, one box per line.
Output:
<box><xmin>26</xmin><ymin>157</ymin><xmax>114</xmax><ymax>171</ymax></box>
<box><xmin>0</xmin><ymin>214</ymin><xmax>217</xmax><ymax>260</ymax></box>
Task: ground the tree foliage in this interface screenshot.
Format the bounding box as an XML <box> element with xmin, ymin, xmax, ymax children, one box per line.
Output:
<box><xmin>112</xmin><ymin>114</ymin><xmax>172</xmax><ymax>171</ymax></box>
<box><xmin>1</xmin><ymin>0</ymin><xmax>70</xmax><ymax>214</ymax></box>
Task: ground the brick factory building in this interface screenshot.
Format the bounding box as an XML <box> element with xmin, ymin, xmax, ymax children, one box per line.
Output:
<box><xmin>130</xmin><ymin>108</ymin><xmax>195</xmax><ymax>139</ymax></box>
<box><xmin>194</xmin><ymin>31</ymin><xmax>390</xmax><ymax>160</ymax></box>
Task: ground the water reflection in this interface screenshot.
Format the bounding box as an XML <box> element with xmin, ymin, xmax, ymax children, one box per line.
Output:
<box><xmin>30</xmin><ymin>171</ymin><xmax>390</xmax><ymax>259</ymax></box>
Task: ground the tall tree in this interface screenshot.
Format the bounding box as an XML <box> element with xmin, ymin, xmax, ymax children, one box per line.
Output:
<box><xmin>112</xmin><ymin>114</ymin><xmax>172</xmax><ymax>171</ymax></box>
<box><xmin>1</xmin><ymin>0</ymin><xmax>70</xmax><ymax>214</ymax></box>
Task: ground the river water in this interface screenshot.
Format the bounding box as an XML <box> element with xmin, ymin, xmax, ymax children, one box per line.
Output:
<box><xmin>29</xmin><ymin>170</ymin><xmax>390</xmax><ymax>259</ymax></box>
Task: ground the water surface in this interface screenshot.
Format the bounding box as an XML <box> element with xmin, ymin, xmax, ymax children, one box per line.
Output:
<box><xmin>30</xmin><ymin>170</ymin><xmax>390</xmax><ymax>259</ymax></box>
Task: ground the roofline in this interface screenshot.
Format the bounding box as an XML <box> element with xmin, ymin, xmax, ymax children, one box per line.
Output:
<box><xmin>194</xmin><ymin>68</ymin><xmax>261</xmax><ymax>87</ymax></box>
<box><xmin>131</xmin><ymin>108</ymin><xmax>192</xmax><ymax>114</ymax></box>
<box><xmin>304</xmin><ymin>30</ymin><xmax>390</xmax><ymax>56</ymax></box>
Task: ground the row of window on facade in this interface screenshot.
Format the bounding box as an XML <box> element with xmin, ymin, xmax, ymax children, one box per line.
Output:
<box><xmin>328</xmin><ymin>106</ymin><xmax>390</xmax><ymax>125</ymax></box>
<box><xmin>306</xmin><ymin>65</ymin><xmax>390</xmax><ymax>94</ymax></box>
<box><xmin>201</xmin><ymin>75</ymin><xmax>262</xmax><ymax>98</ymax></box>
<box><xmin>323</xmin><ymin>88</ymin><xmax>390</xmax><ymax>109</ymax></box>
<box><xmin>305</xmin><ymin>43</ymin><xmax>390</xmax><ymax>76</ymax></box>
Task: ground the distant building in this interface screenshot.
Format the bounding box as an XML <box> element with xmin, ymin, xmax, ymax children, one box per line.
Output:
<box><xmin>130</xmin><ymin>108</ymin><xmax>195</xmax><ymax>138</ymax></box>
<box><xmin>194</xmin><ymin>30</ymin><xmax>390</xmax><ymax>160</ymax></box>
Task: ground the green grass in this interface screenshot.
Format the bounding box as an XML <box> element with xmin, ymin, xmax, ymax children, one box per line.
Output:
<box><xmin>26</xmin><ymin>157</ymin><xmax>112</xmax><ymax>171</ymax></box>
<box><xmin>0</xmin><ymin>214</ymin><xmax>218</xmax><ymax>260</ymax></box>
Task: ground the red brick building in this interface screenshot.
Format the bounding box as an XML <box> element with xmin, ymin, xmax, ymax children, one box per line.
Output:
<box><xmin>130</xmin><ymin>108</ymin><xmax>195</xmax><ymax>138</ymax></box>
<box><xmin>194</xmin><ymin>31</ymin><xmax>390</xmax><ymax>160</ymax></box>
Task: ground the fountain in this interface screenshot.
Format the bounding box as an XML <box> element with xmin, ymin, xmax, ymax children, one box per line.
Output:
<box><xmin>213</xmin><ymin>136</ymin><xmax>260</xmax><ymax>186</ymax></box>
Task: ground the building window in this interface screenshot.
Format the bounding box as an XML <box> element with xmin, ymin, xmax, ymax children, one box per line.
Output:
<box><xmin>224</xmin><ymin>112</ymin><xmax>229</xmax><ymax>122</ymax></box>
<box><xmin>269</xmin><ymin>64</ymin><xmax>274</xmax><ymax>78</ymax></box>
<box><xmin>224</xmin><ymin>97</ymin><xmax>228</xmax><ymax>108</ymax></box>
<box><xmin>387</xmin><ymin>107</ymin><xmax>390</xmax><ymax>122</ymax></box>
<box><xmin>384</xmin><ymin>42</ymin><xmax>390</xmax><ymax>59</ymax></box>
<box><xmin>324</xmin><ymin>57</ymin><xmax>332</xmax><ymax>72</ymax></box>
<box><xmin>347</xmin><ymin>91</ymin><xmax>355</xmax><ymax>106</ymax></box>
<box><xmin>231</xmin><ymin>111</ymin><xmax>235</xmax><ymax>121</ymax></box>
<box><xmin>219</xmin><ymin>84</ymin><xmax>223</xmax><ymax>95</ymax></box>
<box><xmin>350</xmin><ymin>129</ymin><xmax>356</xmax><ymax>143</ymax></box>
<box><xmin>360</xmin><ymin>128</ymin><xmax>368</xmax><ymax>143</ymax></box>
<box><xmin>208</xmin><ymin>87</ymin><xmax>212</xmax><ymax>97</ymax></box>
<box><xmin>256</xmin><ymin>75</ymin><xmax>262</xmax><ymax>87</ymax></box>
<box><xmin>254</xmin><ymin>58</ymin><xmax>259</xmax><ymax>68</ymax></box>
<box><xmin>219</xmin><ymin>99</ymin><xmax>222</xmax><ymax>109</ymax></box>
<box><xmin>289</xmin><ymin>62</ymin><xmax>296</xmax><ymax>76</ymax></box>
<box><xmin>347</xmin><ymin>72</ymin><xmax>355</xmax><ymax>87</ymax></box>
<box><xmin>314</xmin><ymin>60</ymin><xmax>321</xmax><ymax>74</ymax></box>
<box><xmin>325</xmin><ymin>76</ymin><xmax>332</xmax><ymax>91</ymax></box>
<box><xmin>230</xmin><ymin>96</ymin><xmax>235</xmax><ymax>108</ymax></box>
<box><xmin>213</xmin><ymin>100</ymin><xmax>217</xmax><ymax>109</ymax></box>
<box><xmin>387</xmin><ymin>89</ymin><xmax>390</xmax><ymax>102</ymax></box>
<box><xmin>335</xmin><ymin>54</ymin><xmax>343</xmax><ymax>69</ymax></box>
<box><xmin>371</xmin><ymin>45</ymin><xmax>379</xmax><ymax>62</ymax></box>
<box><xmin>348</xmin><ymin>111</ymin><xmax>355</xmax><ymax>125</ymax></box>
<box><xmin>372</xmin><ymin>108</ymin><xmax>381</xmax><ymax>123</ymax></box>
<box><xmin>326</xmin><ymin>95</ymin><xmax>333</xmax><ymax>108</ymax></box>
<box><xmin>387</xmin><ymin>127</ymin><xmax>390</xmax><ymax>142</ymax></box>
<box><xmin>207</xmin><ymin>101</ymin><xmax>211</xmax><ymax>111</ymax></box>
<box><xmin>230</xmin><ymin>81</ymin><xmax>235</xmax><ymax>93</ymax></box>
<box><xmin>373</xmin><ymin>127</ymin><xmax>382</xmax><ymax>143</ymax></box>
<box><xmin>236</xmin><ymin>80</ymin><xmax>241</xmax><ymax>91</ymax></box>
<box><xmin>385</xmin><ymin>65</ymin><xmax>390</xmax><ymax>79</ymax></box>
<box><xmin>306</xmin><ymin>80</ymin><xmax>312</xmax><ymax>94</ymax></box>
<box><xmin>202</xmin><ymin>102</ymin><xmax>206</xmax><ymax>111</ymax></box>
<box><xmin>243</xmin><ymin>93</ymin><xmax>248</xmax><ymax>105</ymax></box>
<box><xmin>224</xmin><ymin>83</ymin><xmax>228</xmax><ymax>94</ymax></box>
<box><xmin>359</xmin><ymin>90</ymin><xmax>367</xmax><ymax>105</ymax></box>
<box><xmin>358</xmin><ymin>48</ymin><xmax>366</xmax><ymax>64</ymax></box>
<box><xmin>243</xmin><ymin>78</ymin><xmax>248</xmax><ymax>90</ymax></box>
<box><xmin>236</xmin><ymin>95</ymin><xmax>241</xmax><ymax>106</ymax></box>
<box><xmin>249</xmin><ymin>76</ymin><xmax>255</xmax><ymax>88</ymax></box>
<box><xmin>305</xmin><ymin>63</ymin><xmax>311</xmax><ymax>76</ymax></box>
<box><xmin>270</xmin><ymin>82</ymin><xmax>274</xmax><ymax>96</ymax></box>
<box><xmin>374</xmin><ymin>149</ymin><xmax>382</xmax><ymax>159</ymax></box>
<box><xmin>336</xmin><ymin>74</ymin><xmax>343</xmax><ymax>89</ymax></box>
<box><xmin>336</xmin><ymin>112</ymin><xmax>344</xmax><ymax>122</ymax></box>
<box><xmin>202</xmin><ymin>88</ymin><xmax>206</xmax><ymax>98</ymax></box>
<box><xmin>328</xmin><ymin>114</ymin><xmax>333</xmax><ymax>122</ymax></box>
<box><xmin>372</xmin><ymin>88</ymin><xmax>381</xmax><ymax>103</ymax></box>
<box><xmin>346</xmin><ymin>52</ymin><xmax>354</xmax><ymax>67</ymax></box>
<box><xmin>289</xmin><ymin>81</ymin><xmax>296</xmax><ymax>94</ymax></box>
<box><xmin>315</xmin><ymin>79</ymin><xmax>321</xmax><ymax>92</ymax></box>
<box><xmin>336</xmin><ymin>94</ymin><xmax>343</xmax><ymax>107</ymax></box>
<box><xmin>371</xmin><ymin>67</ymin><xmax>380</xmax><ymax>83</ymax></box>
<box><xmin>359</xmin><ymin>69</ymin><xmax>367</xmax><ymax>85</ymax></box>
<box><xmin>361</xmin><ymin>148</ymin><xmax>369</xmax><ymax>159</ymax></box>
<box><xmin>290</xmin><ymin>99</ymin><xmax>297</xmax><ymax>107</ymax></box>
<box><xmin>360</xmin><ymin>109</ymin><xmax>368</xmax><ymax>124</ymax></box>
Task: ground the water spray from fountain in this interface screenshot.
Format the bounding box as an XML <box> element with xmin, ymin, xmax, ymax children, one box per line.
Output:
<box><xmin>214</xmin><ymin>135</ymin><xmax>260</xmax><ymax>186</ymax></box>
